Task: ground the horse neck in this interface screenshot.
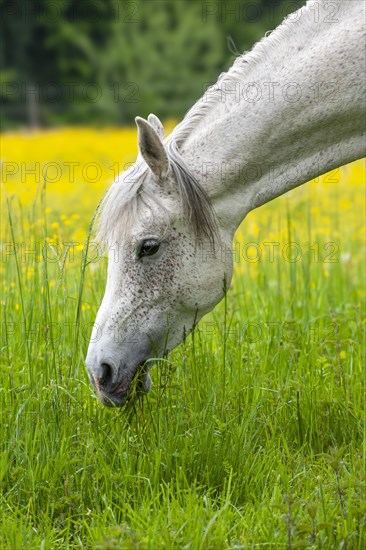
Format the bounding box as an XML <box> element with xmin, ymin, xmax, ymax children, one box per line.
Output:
<box><xmin>177</xmin><ymin>0</ymin><xmax>365</xmax><ymax>236</ymax></box>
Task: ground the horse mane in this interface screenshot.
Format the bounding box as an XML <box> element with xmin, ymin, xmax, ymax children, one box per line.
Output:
<box><xmin>96</xmin><ymin>139</ymin><xmax>218</xmax><ymax>247</ymax></box>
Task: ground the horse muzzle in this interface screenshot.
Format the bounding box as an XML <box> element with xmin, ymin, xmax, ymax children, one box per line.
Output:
<box><xmin>86</xmin><ymin>354</ymin><xmax>152</xmax><ymax>407</ymax></box>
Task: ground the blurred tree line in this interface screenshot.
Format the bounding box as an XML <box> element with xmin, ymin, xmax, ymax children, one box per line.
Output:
<box><xmin>0</xmin><ymin>0</ymin><xmax>305</xmax><ymax>129</ymax></box>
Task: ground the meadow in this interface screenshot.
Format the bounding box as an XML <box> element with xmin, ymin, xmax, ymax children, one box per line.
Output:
<box><xmin>1</xmin><ymin>127</ymin><xmax>365</xmax><ymax>549</ymax></box>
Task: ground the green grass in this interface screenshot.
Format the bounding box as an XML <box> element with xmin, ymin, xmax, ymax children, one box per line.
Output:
<box><xmin>1</xmin><ymin>187</ymin><xmax>365</xmax><ymax>549</ymax></box>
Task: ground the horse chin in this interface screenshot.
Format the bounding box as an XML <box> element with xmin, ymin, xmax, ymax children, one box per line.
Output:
<box><xmin>136</xmin><ymin>361</ymin><xmax>153</xmax><ymax>394</ymax></box>
<box><xmin>140</xmin><ymin>372</ymin><xmax>152</xmax><ymax>392</ymax></box>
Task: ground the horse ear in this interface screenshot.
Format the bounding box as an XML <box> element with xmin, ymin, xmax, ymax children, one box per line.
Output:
<box><xmin>135</xmin><ymin>116</ymin><xmax>169</xmax><ymax>179</ymax></box>
<box><xmin>147</xmin><ymin>113</ymin><xmax>164</xmax><ymax>140</ymax></box>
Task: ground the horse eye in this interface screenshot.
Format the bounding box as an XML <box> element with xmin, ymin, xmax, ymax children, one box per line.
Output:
<box><xmin>138</xmin><ymin>239</ymin><xmax>160</xmax><ymax>259</ymax></box>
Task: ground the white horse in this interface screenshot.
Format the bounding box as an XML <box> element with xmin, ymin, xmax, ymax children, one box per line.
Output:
<box><xmin>86</xmin><ymin>0</ymin><xmax>365</xmax><ymax>406</ymax></box>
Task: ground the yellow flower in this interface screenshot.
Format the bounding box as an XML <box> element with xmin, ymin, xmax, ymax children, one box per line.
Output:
<box><xmin>1</xmin><ymin>127</ymin><xmax>364</xmax><ymax>296</ymax></box>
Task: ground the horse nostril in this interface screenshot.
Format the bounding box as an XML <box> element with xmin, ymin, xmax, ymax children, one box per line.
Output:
<box><xmin>95</xmin><ymin>362</ymin><xmax>113</xmax><ymax>387</ymax></box>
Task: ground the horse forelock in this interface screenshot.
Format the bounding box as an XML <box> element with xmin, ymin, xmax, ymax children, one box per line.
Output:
<box><xmin>96</xmin><ymin>140</ymin><xmax>218</xmax><ymax>247</ymax></box>
<box><xmin>166</xmin><ymin>140</ymin><xmax>218</xmax><ymax>244</ymax></box>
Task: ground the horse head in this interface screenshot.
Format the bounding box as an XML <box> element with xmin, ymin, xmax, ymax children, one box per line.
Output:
<box><xmin>86</xmin><ymin>114</ymin><xmax>233</xmax><ymax>406</ymax></box>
